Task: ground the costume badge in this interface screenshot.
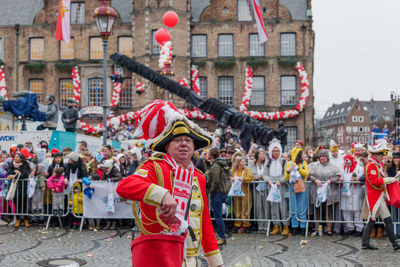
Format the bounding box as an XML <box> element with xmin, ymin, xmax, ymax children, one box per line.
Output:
<box><xmin>370</xmin><ymin>170</ymin><xmax>376</xmax><ymax>175</ymax></box>
<box><xmin>192</xmin><ymin>185</ymin><xmax>198</xmax><ymax>192</ymax></box>
<box><xmin>134</xmin><ymin>169</ymin><xmax>148</xmax><ymax>178</ymax></box>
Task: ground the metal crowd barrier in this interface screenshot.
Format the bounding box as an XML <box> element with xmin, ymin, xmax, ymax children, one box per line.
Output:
<box><xmin>209</xmin><ymin>180</ymin><xmax>400</xmax><ymax>237</ymax></box>
<box><xmin>0</xmin><ymin>178</ymin><xmax>71</xmax><ymax>230</ymax></box>
<box><xmin>2</xmin><ymin>178</ymin><xmax>400</xmax><ymax>236</ymax></box>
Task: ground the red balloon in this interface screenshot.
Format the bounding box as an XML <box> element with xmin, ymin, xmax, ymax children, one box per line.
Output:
<box><xmin>155</xmin><ymin>28</ymin><xmax>171</xmax><ymax>45</ymax></box>
<box><xmin>163</xmin><ymin>11</ymin><xmax>179</xmax><ymax>28</ymax></box>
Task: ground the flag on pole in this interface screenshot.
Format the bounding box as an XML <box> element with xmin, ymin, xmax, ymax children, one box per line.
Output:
<box><xmin>251</xmin><ymin>0</ymin><xmax>269</xmax><ymax>43</ymax></box>
<box><xmin>56</xmin><ymin>0</ymin><xmax>71</xmax><ymax>43</ymax></box>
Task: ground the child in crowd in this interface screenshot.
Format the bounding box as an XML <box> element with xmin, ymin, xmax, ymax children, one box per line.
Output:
<box><xmin>46</xmin><ymin>167</ymin><xmax>65</xmax><ymax>216</ymax></box>
<box><xmin>0</xmin><ymin>160</ymin><xmax>16</xmax><ymax>226</ymax></box>
<box><xmin>69</xmin><ymin>183</ymin><xmax>83</xmax><ymax>229</ymax></box>
<box><xmin>31</xmin><ymin>163</ymin><xmax>47</xmax><ymax>215</ymax></box>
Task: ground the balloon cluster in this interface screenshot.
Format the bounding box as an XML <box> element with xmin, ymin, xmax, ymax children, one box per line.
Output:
<box><xmin>79</xmin><ymin>111</ymin><xmax>141</xmax><ymax>134</ymax></box>
<box><xmin>136</xmin><ymin>82</ymin><xmax>146</xmax><ymax>95</ymax></box>
<box><xmin>239</xmin><ymin>66</ymin><xmax>253</xmax><ymax>112</ymax></box>
<box><xmin>72</xmin><ymin>66</ymin><xmax>81</xmax><ymax>107</ymax></box>
<box><xmin>154</xmin><ymin>11</ymin><xmax>179</xmax><ymax>46</ymax></box>
<box><xmin>191</xmin><ymin>65</ymin><xmax>200</xmax><ymax>96</ymax></box>
<box><xmin>158</xmin><ymin>41</ymin><xmax>173</xmax><ymax>69</ymax></box>
<box><xmin>110</xmin><ymin>72</ymin><xmax>124</xmax><ymax>108</ymax></box>
<box><xmin>0</xmin><ymin>65</ymin><xmax>7</xmax><ymax>100</ymax></box>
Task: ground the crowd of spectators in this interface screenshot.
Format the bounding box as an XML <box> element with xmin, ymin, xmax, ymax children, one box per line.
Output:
<box><xmin>1</xmin><ymin>132</ymin><xmax>400</xmax><ymax>243</ymax></box>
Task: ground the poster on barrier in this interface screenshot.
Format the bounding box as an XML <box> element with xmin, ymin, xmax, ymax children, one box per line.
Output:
<box><xmin>83</xmin><ymin>181</ymin><xmax>134</xmax><ymax>219</ymax></box>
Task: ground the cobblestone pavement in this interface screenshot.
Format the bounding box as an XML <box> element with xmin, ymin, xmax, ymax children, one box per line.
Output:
<box><xmin>0</xmin><ymin>226</ymin><xmax>399</xmax><ymax>266</ymax></box>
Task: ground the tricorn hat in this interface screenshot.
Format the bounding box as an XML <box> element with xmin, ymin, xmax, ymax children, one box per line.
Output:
<box><xmin>368</xmin><ymin>139</ymin><xmax>389</xmax><ymax>154</ymax></box>
<box><xmin>134</xmin><ymin>100</ymin><xmax>213</xmax><ymax>153</ymax></box>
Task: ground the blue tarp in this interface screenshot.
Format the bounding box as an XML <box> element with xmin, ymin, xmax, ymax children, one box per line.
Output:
<box><xmin>3</xmin><ymin>93</ymin><xmax>46</xmax><ymax>121</ymax></box>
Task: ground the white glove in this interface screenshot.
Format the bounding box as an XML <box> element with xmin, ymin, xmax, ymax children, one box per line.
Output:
<box><xmin>383</xmin><ymin>177</ymin><xmax>397</xmax><ymax>184</ymax></box>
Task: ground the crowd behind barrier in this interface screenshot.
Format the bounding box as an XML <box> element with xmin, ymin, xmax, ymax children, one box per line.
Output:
<box><xmin>2</xmin><ymin>178</ymin><xmax>400</xmax><ymax>237</ymax></box>
<box><xmin>1</xmin><ymin>135</ymin><xmax>400</xmax><ymax>243</ymax></box>
<box><xmin>208</xmin><ymin>180</ymin><xmax>400</xmax><ymax>237</ymax></box>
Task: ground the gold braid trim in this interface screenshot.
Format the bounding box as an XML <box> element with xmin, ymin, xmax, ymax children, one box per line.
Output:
<box><xmin>131</xmin><ymin>201</ymin><xmax>155</xmax><ymax>235</ymax></box>
<box><xmin>365</xmin><ymin>162</ymin><xmax>385</xmax><ymax>191</ymax></box>
<box><xmin>131</xmin><ymin>160</ymin><xmax>172</xmax><ymax>234</ymax></box>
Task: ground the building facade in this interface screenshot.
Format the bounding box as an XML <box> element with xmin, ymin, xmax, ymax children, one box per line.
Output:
<box><xmin>317</xmin><ymin>99</ymin><xmax>371</xmax><ymax>149</ymax></box>
<box><xmin>0</xmin><ymin>0</ymin><xmax>315</xmax><ymax>149</ymax></box>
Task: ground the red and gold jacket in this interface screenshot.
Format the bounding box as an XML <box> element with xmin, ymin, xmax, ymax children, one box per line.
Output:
<box><xmin>364</xmin><ymin>157</ymin><xmax>385</xmax><ymax>216</ymax></box>
<box><xmin>116</xmin><ymin>156</ymin><xmax>223</xmax><ymax>267</ymax></box>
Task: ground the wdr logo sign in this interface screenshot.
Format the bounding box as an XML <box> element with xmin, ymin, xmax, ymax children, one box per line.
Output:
<box><xmin>0</xmin><ymin>136</ymin><xmax>16</xmax><ymax>142</ymax></box>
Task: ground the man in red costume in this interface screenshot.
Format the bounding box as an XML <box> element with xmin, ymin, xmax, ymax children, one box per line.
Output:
<box><xmin>361</xmin><ymin>140</ymin><xmax>400</xmax><ymax>250</ymax></box>
<box><xmin>117</xmin><ymin>100</ymin><xmax>224</xmax><ymax>266</ymax></box>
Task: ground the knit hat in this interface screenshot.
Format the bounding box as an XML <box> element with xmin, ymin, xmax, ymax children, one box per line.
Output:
<box><xmin>100</xmin><ymin>159</ymin><xmax>114</xmax><ymax>169</ymax></box>
<box><xmin>134</xmin><ymin>100</ymin><xmax>213</xmax><ymax>153</ymax></box>
<box><xmin>65</xmin><ymin>152</ymin><xmax>79</xmax><ymax>162</ymax></box>
<box><xmin>295</xmin><ymin>140</ymin><xmax>304</xmax><ymax>148</ymax></box>
<box><xmin>319</xmin><ymin>149</ymin><xmax>330</xmax><ymax>160</ymax></box>
<box><xmin>393</xmin><ymin>152</ymin><xmax>400</xmax><ymax>158</ymax></box>
<box><xmin>19</xmin><ymin>147</ymin><xmax>33</xmax><ymax>160</ymax></box>
<box><xmin>39</xmin><ymin>140</ymin><xmax>49</xmax><ymax>148</ymax></box>
<box><xmin>47</xmin><ymin>94</ymin><xmax>55</xmax><ymax>102</ymax></box>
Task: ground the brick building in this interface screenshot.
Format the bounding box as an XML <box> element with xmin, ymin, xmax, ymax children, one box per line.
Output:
<box><xmin>317</xmin><ymin>99</ymin><xmax>371</xmax><ymax>150</ymax></box>
<box><xmin>0</xmin><ymin>0</ymin><xmax>315</xmax><ymax>149</ymax></box>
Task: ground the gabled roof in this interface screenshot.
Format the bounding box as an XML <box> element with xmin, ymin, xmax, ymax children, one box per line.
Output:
<box><xmin>321</xmin><ymin>99</ymin><xmax>356</xmax><ymax>121</ymax></box>
<box><xmin>360</xmin><ymin>100</ymin><xmax>394</xmax><ymax>122</ymax></box>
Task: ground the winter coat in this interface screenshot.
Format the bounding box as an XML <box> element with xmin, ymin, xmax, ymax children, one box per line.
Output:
<box><xmin>248</xmin><ymin>160</ymin><xmax>269</xmax><ymax>181</ymax></box>
<box><xmin>43</xmin><ymin>101</ymin><xmax>59</xmax><ymax>128</ymax></box>
<box><xmin>284</xmin><ymin>147</ymin><xmax>310</xmax><ymax>181</ymax></box>
<box><xmin>207</xmin><ymin>158</ymin><xmax>229</xmax><ymax>195</ymax></box>
<box><xmin>35</xmin><ymin>174</ymin><xmax>47</xmax><ymax>190</ymax></box>
<box><xmin>47</xmin><ymin>175</ymin><xmax>65</xmax><ymax>193</ymax></box>
<box><xmin>195</xmin><ymin>157</ymin><xmax>211</xmax><ymax>174</ymax></box>
<box><xmin>308</xmin><ymin>161</ymin><xmax>341</xmax><ymax>206</ymax></box>
<box><xmin>340</xmin><ymin>164</ymin><xmax>364</xmax><ymax>211</ymax></box>
<box><xmin>101</xmin><ymin>166</ymin><xmax>122</xmax><ymax>182</ymax></box>
<box><xmin>69</xmin><ymin>183</ymin><xmax>83</xmax><ymax>214</ymax></box>
<box><xmin>47</xmin><ymin>162</ymin><xmax>65</xmax><ymax>178</ymax></box>
<box><xmin>9</xmin><ymin>160</ymin><xmax>31</xmax><ymax>192</ymax></box>
<box><xmin>9</xmin><ymin>161</ymin><xmax>31</xmax><ymax>179</ymax></box>
<box><xmin>62</xmin><ymin>106</ymin><xmax>79</xmax><ymax>130</ymax></box>
<box><xmin>128</xmin><ymin>161</ymin><xmax>139</xmax><ymax>176</ymax></box>
<box><xmin>64</xmin><ymin>158</ymin><xmax>88</xmax><ymax>182</ymax></box>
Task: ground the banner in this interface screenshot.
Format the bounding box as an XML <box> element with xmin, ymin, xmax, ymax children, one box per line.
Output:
<box><xmin>0</xmin><ymin>130</ymin><xmax>124</xmax><ymax>153</ymax></box>
<box><xmin>83</xmin><ymin>181</ymin><xmax>134</xmax><ymax>219</ymax></box>
<box><xmin>0</xmin><ymin>131</ymin><xmax>52</xmax><ymax>151</ymax></box>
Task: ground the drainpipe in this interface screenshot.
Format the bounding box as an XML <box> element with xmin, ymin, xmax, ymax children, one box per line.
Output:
<box><xmin>15</xmin><ymin>24</ymin><xmax>20</xmax><ymax>92</ymax></box>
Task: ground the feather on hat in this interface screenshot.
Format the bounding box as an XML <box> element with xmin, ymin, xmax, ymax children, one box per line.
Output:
<box><xmin>134</xmin><ymin>100</ymin><xmax>213</xmax><ymax>152</ymax></box>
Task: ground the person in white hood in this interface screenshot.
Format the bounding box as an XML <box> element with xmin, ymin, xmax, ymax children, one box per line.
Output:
<box><xmin>128</xmin><ymin>146</ymin><xmax>143</xmax><ymax>175</ymax></box>
<box><xmin>266</xmin><ymin>139</ymin><xmax>290</xmax><ymax>236</ymax></box>
<box><xmin>329</xmin><ymin>140</ymin><xmax>344</xmax><ymax>169</ymax></box>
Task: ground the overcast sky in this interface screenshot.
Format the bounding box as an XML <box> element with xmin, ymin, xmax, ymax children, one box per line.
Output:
<box><xmin>312</xmin><ymin>0</ymin><xmax>400</xmax><ymax>118</ymax></box>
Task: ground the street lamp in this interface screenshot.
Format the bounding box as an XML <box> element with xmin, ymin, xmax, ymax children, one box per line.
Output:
<box><xmin>93</xmin><ymin>0</ymin><xmax>117</xmax><ymax>146</ymax></box>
